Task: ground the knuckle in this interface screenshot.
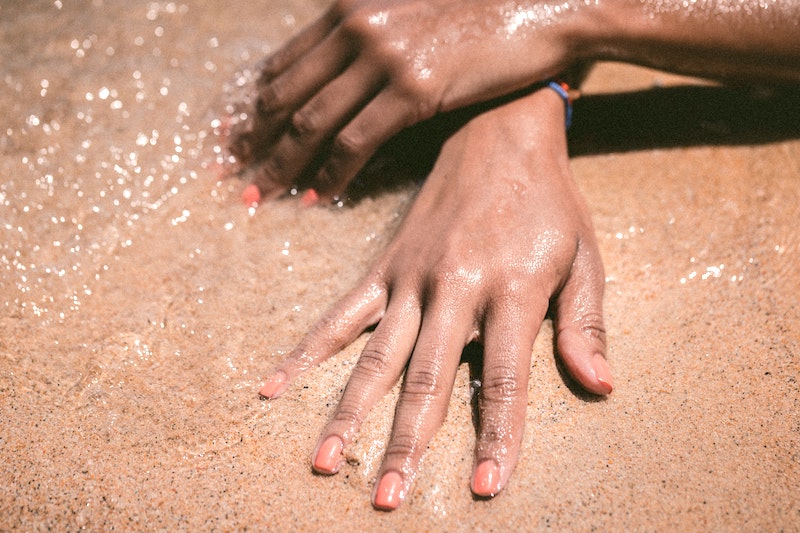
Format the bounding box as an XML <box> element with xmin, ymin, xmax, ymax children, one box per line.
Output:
<box><xmin>281</xmin><ymin>346</ymin><xmax>315</xmax><ymax>375</ymax></box>
<box><xmin>480</xmin><ymin>371</ymin><xmax>524</xmax><ymax>404</ymax></box>
<box><xmin>257</xmin><ymin>159</ymin><xmax>285</xmax><ymax>188</ymax></box>
<box><xmin>318</xmin><ymin>128</ymin><xmax>375</xmax><ymax>192</ymax></box>
<box><xmin>356</xmin><ymin>342</ymin><xmax>394</xmax><ymax>378</ymax></box>
<box><xmin>228</xmin><ymin>133</ymin><xmax>253</xmax><ymax>163</ymax></box>
<box><xmin>313</xmin><ymin>311</ymin><xmax>349</xmax><ymax>346</ymax></box>
<box><xmin>428</xmin><ymin>258</ymin><xmax>482</xmax><ymax>295</ymax></box>
<box><xmin>330</xmin><ymin>129</ymin><xmax>366</xmax><ymax>162</ymax></box>
<box><xmin>314</xmin><ymin>165</ymin><xmax>338</xmax><ymax>190</ymax></box>
<box><xmin>391</xmin><ymin>78</ymin><xmax>437</xmax><ymax>123</ymax></box>
<box><xmin>494</xmin><ymin>276</ymin><xmax>530</xmax><ymax>303</ymax></box>
<box><xmin>340</xmin><ymin>6</ymin><xmax>382</xmax><ymax>37</ymax></box>
<box><xmin>383</xmin><ymin>433</ymin><xmax>417</xmax><ymax>461</ymax></box>
<box><xmin>402</xmin><ymin>366</ymin><xmax>443</xmax><ymax>400</ymax></box>
<box><xmin>291</xmin><ymin>105</ymin><xmax>323</xmax><ymax>140</ymax></box>
<box><xmin>258</xmin><ymin>56</ymin><xmax>281</xmax><ymax>83</ymax></box>
<box><xmin>258</xmin><ymin>78</ymin><xmax>290</xmax><ymax>112</ymax></box>
<box><xmin>580</xmin><ymin>316</ymin><xmax>607</xmax><ymax>346</ymax></box>
<box><xmin>331</xmin><ymin>402</ymin><xmax>363</xmax><ymax>427</ymax></box>
<box><xmin>477</xmin><ymin>425</ymin><xmax>506</xmax><ymax>448</ymax></box>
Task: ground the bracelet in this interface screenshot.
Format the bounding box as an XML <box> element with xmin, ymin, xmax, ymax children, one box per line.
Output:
<box><xmin>546</xmin><ymin>79</ymin><xmax>578</xmax><ymax>129</ymax></box>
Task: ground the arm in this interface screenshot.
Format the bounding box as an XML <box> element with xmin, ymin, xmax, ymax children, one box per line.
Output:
<box><xmin>230</xmin><ymin>0</ymin><xmax>800</xmax><ymax>202</ymax></box>
<box><xmin>586</xmin><ymin>0</ymin><xmax>800</xmax><ymax>82</ymax></box>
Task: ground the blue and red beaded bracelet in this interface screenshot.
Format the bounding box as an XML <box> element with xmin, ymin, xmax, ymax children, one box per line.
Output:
<box><xmin>546</xmin><ymin>79</ymin><xmax>578</xmax><ymax>129</ymax></box>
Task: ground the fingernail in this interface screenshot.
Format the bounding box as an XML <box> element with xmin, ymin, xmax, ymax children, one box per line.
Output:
<box><xmin>373</xmin><ymin>471</ymin><xmax>403</xmax><ymax>511</ymax></box>
<box><xmin>259</xmin><ymin>371</ymin><xmax>287</xmax><ymax>399</ymax></box>
<box><xmin>300</xmin><ymin>188</ymin><xmax>319</xmax><ymax>207</ymax></box>
<box><xmin>472</xmin><ymin>460</ymin><xmax>501</xmax><ymax>497</ymax></box>
<box><xmin>591</xmin><ymin>353</ymin><xmax>614</xmax><ymax>395</ymax></box>
<box><xmin>241</xmin><ymin>184</ymin><xmax>261</xmax><ymax>207</ymax></box>
<box><xmin>313</xmin><ymin>435</ymin><xmax>343</xmax><ymax>474</ymax></box>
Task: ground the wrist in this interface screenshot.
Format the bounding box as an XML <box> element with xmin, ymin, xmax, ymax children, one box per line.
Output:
<box><xmin>557</xmin><ymin>0</ymin><xmax>615</xmax><ymax>63</ymax></box>
<box><xmin>503</xmin><ymin>86</ymin><xmax>572</xmax><ymax>141</ymax></box>
<box><xmin>545</xmin><ymin>80</ymin><xmax>577</xmax><ymax>128</ymax></box>
<box><xmin>558</xmin><ymin>0</ymin><xmax>643</xmax><ymax>65</ymax></box>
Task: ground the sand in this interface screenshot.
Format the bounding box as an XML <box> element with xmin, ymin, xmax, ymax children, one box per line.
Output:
<box><xmin>1</xmin><ymin>1</ymin><xmax>798</xmax><ymax>531</ymax></box>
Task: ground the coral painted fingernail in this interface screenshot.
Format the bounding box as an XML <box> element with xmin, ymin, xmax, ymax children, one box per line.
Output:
<box><xmin>472</xmin><ymin>460</ymin><xmax>501</xmax><ymax>497</ymax></box>
<box><xmin>259</xmin><ymin>371</ymin><xmax>287</xmax><ymax>399</ymax></box>
<box><xmin>373</xmin><ymin>471</ymin><xmax>403</xmax><ymax>511</ymax></box>
<box><xmin>592</xmin><ymin>353</ymin><xmax>614</xmax><ymax>395</ymax></box>
<box><xmin>300</xmin><ymin>188</ymin><xmax>319</xmax><ymax>207</ymax></box>
<box><xmin>241</xmin><ymin>184</ymin><xmax>261</xmax><ymax>207</ymax></box>
<box><xmin>313</xmin><ymin>435</ymin><xmax>343</xmax><ymax>474</ymax></box>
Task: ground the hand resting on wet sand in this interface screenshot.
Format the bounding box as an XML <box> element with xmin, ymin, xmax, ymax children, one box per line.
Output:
<box><xmin>257</xmin><ymin>88</ymin><xmax>609</xmax><ymax>509</ymax></box>
<box><xmin>228</xmin><ymin>0</ymin><xmax>800</xmax><ymax>511</ymax></box>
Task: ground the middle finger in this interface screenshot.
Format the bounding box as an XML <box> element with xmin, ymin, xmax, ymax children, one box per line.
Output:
<box><xmin>371</xmin><ymin>296</ymin><xmax>476</xmax><ymax>510</ymax></box>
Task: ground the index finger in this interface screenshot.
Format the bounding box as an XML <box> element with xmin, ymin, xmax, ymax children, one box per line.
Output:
<box><xmin>257</xmin><ymin>9</ymin><xmax>340</xmax><ymax>83</ymax></box>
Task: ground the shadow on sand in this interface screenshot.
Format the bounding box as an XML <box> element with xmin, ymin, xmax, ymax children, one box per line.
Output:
<box><xmin>343</xmin><ymin>84</ymin><xmax>800</xmax><ymax>201</ymax></box>
<box><xmin>342</xmin><ymin>83</ymin><xmax>800</xmax><ymax>407</ymax></box>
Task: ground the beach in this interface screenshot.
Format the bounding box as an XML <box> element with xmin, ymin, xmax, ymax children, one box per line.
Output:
<box><xmin>2</xmin><ymin>1</ymin><xmax>799</xmax><ymax>530</ymax></box>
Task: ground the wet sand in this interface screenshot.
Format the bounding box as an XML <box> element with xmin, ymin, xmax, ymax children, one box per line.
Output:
<box><xmin>2</xmin><ymin>1</ymin><xmax>799</xmax><ymax>531</ymax></box>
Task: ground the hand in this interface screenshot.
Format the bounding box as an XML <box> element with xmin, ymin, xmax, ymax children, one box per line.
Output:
<box><xmin>230</xmin><ymin>0</ymin><xmax>583</xmax><ymax>203</ymax></box>
<box><xmin>257</xmin><ymin>87</ymin><xmax>612</xmax><ymax>510</ymax></box>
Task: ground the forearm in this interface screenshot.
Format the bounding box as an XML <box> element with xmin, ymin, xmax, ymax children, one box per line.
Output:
<box><xmin>570</xmin><ymin>0</ymin><xmax>800</xmax><ymax>83</ymax></box>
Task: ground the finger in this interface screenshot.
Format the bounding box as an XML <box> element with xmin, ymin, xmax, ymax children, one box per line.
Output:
<box><xmin>312</xmin><ymin>295</ymin><xmax>422</xmax><ymax>475</ymax></box>
<box><xmin>471</xmin><ymin>298</ymin><xmax>544</xmax><ymax>497</ymax></box>
<box><xmin>250</xmin><ymin>58</ymin><xmax>384</xmax><ymax>198</ymax></box>
<box><xmin>312</xmin><ymin>87</ymin><xmax>426</xmax><ymax>201</ymax></box>
<box><xmin>554</xmin><ymin>236</ymin><xmax>611</xmax><ymax>395</ymax></box>
<box><xmin>372</xmin><ymin>299</ymin><xmax>473</xmax><ymax>510</ymax></box>
<box><xmin>259</xmin><ymin>279</ymin><xmax>386</xmax><ymax>399</ymax></box>
<box><xmin>257</xmin><ymin>31</ymin><xmax>353</xmax><ymax>117</ymax></box>
<box><xmin>258</xmin><ymin>10</ymin><xmax>341</xmax><ymax>83</ymax></box>
<box><xmin>228</xmin><ymin>13</ymin><xmax>345</xmax><ymax>168</ymax></box>
<box><xmin>244</xmin><ymin>30</ymin><xmax>354</xmax><ymax>168</ymax></box>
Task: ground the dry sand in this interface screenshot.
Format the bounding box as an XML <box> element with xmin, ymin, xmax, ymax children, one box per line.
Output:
<box><xmin>1</xmin><ymin>1</ymin><xmax>798</xmax><ymax>531</ymax></box>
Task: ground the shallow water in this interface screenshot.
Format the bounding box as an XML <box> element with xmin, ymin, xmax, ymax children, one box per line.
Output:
<box><xmin>2</xmin><ymin>0</ymin><xmax>312</xmax><ymax>325</ymax></box>
<box><xmin>2</xmin><ymin>1</ymin><xmax>800</xmax><ymax>531</ymax></box>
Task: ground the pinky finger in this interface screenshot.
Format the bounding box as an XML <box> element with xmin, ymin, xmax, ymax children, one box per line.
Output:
<box><xmin>259</xmin><ymin>279</ymin><xmax>387</xmax><ymax>398</ymax></box>
<box><xmin>257</xmin><ymin>10</ymin><xmax>340</xmax><ymax>83</ymax></box>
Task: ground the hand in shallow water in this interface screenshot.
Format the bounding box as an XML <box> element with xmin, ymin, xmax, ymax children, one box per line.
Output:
<box><xmin>228</xmin><ymin>0</ymin><xmax>800</xmax><ymax>205</ymax></box>
<box><xmin>258</xmin><ymin>87</ymin><xmax>612</xmax><ymax>510</ymax></box>
<box><xmin>229</xmin><ymin>0</ymin><xmax>580</xmax><ymax>203</ymax></box>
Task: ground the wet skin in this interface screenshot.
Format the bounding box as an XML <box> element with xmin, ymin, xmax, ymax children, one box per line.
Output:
<box><xmin>229</xmin><ymin>0</ymin><xmax>580</xmax><ymax>202</ymax></box>
<box><xmin>234</xmin><ymin>0</ymin><xmax>800</xmax><ymax>511</ymax></box>
<box><xmin>257</xmin><ymin>88</ymin><xmax>611</xmax><ymax>509</ymax></box>
<box><xmin>230</xmin><ymin>0</ymin><xmax>800</xmax><ymax>202</ymax></box>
